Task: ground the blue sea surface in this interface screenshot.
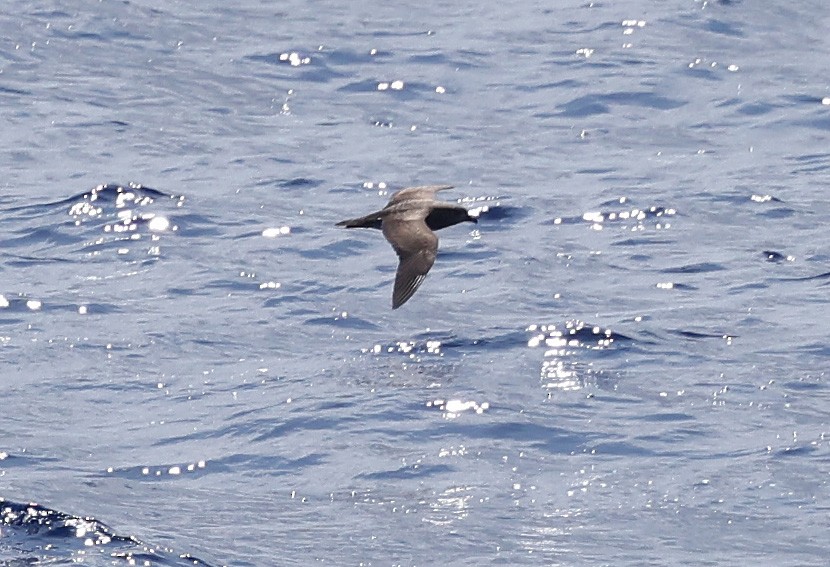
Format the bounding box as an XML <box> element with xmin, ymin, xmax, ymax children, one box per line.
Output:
<box><xmin>2</xmin><ymin>1</ymin><xmax>830</xmax><ymax>565</ymax></box>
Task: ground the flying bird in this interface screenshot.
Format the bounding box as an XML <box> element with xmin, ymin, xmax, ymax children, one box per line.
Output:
<box><xmin>336</xmin><ymin>185</ymin><xmax>477</xmax><ymax>309</ymax></box>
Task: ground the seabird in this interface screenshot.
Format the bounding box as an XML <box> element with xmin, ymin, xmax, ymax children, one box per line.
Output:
<box><xmin>336</xmin><ymin>185</ymin><xmax>477</xmax><ymax>309</ymax></box>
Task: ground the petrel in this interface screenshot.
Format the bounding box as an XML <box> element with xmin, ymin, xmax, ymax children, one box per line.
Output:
<box><xmin>336</xmin><ymin>185</ymin><xmax>477</xmax><ymax>309</ymax></box>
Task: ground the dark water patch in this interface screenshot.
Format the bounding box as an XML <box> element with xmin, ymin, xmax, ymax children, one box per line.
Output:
<box><xmin>637</xmin><ymin>412</ymin><xmax>696</xmax><ymax>423</ymax></box>
<box><xmin>519</xmin><ymin>78</ymin><xmax>587</xmax><ymax>92</ymax></box>
<box><xmin>2</xmin><ymin>252</ymin><xmax>76</xmax><ymax>267</ymax></box>
<box><xmin>737</xmin><ymin>101</ymin><xmax>776</xmax><ymax>116</ymax></box>
<box><xmin>0</xmin><ymin>451</ymin><xmax>56</xmax><ymax>469</ymax></box>
<box><xmin>795</xmin><ymin>342</ymin><xmax>830</xmax><ymax>357</ymax></box>
<box><xmin>404</xmin><ymin>50</ymin><xmax>489</xmax><ymax>71</ymax></box>
<box><xmin>605</xmin><ymin>91</ymin><xmax>686</xmax><ymax>110</ymax></box>
<box><xmin>782</xmin><ymin>378</ymin><xmax>824</xmax><ymax>392</ymax></box>
<box><xmin>757</xmin><ymin>206</ymin><xmax>796</xmax><ymax>219</ymax></box>
<box><xmin>355</xmin><ymin>28</ymin><xmax>451</xmax><ymax>39</ymax></box>
<box><xmin>0</xmin><ymin>296</ymin><xmax>120</xmax><ymax>317</ymax></box>
<box><xmin>683</xmin><ymin>66</ymin><xmax>722</xmax><ymax>82</ymax></box>
<box><xmin>578</xmin><ymin>167</ymin><xmax>616</xmax><ymax>176</ymax></box>
<box><xmin>166</xmin><ymin>284</ymin><xmax>213</xmax><ymax>297</ymax></box>
<box><xmin>775</xmin><ymin>445</ymin><xmax>817</xmax><ymax>458</ymax></box>
<box><xmin>53</xmin><ymin>118</ymin><xmax>130</xmax><ymax>130</ymax></box>
<box><xmin>471</xmin><ymin>204</ymin><xmax>529</xmax><ymax>224</ymax></box>
<box><xmin>557</xmin><ymin>96</ymin><xmax>610</xmax><ymax>117</ymax></box>
<box><xmin>454</xmin><ymin>48</ymin><xmax>492</xmax><ymax>65</ymax></box>
<box><xmin>337</xmin><ymin>78</ymin><xmax>392</xmax><ymax>93</ymax></box>
<box><xmin>729</xmin><ymin>280</ymin><xmax>770</xmax><ymax>293</ymax></box>
<box><xmin>263</xmin><ymin>293</ymin><xmax>312</xmax><ymax>308</ymax></box>
<box><xmin>407</xmin><ymin>52</ymin><xmax>451</xmax><ymax>65</ymax></box>
<box><xmin>357</xmin><ymin>463</ymin><xmax>455</xmax><ymax>481</ymax></box>
<box><xmin>450</xmin><ymin>420</ymin><xmax>594</xmax><ymax>455</ymax></box>
<box><xmin>0</xmin><ymin>85</ymin><xmax>31</xmax><ymax>97</ymax></box>
<box><xmin>669</xmin><ymin>329</ymin><xmax>736</xmax><ymax>341</ymax></box>
<box><xmin>614</xmin><ymin>237</ymin><xmax>677</xmax><ymax>246</ymax></box>
<box><xmin>0</xmin><ymin>224</ymin><xmax>86</xmax><ymax>251</ymax></box>
<box><xmin>590</xmin><ymin>441</ymin><xmax>658</xmax><ymax>457</ymax></box>
<box><xmin>364</xmin><ymin>328</ymin><xmax>531</xmax><ymax>363</ymax></box>
<box><xmin>635</xmin><ymin>428</ymin><xmax>709</xmax><ymax>448</ymax></box>
<box><xmin>782</xmin><ymin>93</ymin><xmax>825</xmax><ymax>106</ymax></box>
<box><xmin>337</xmin><ymin>79</ymin><xmax>441</xmax><ymax>99</ymax></box>
<box><xmin>321</xmin><ymin>47</ymin><xmax>391</xmax><ymax>65</ymax></box>
<box><xmin>705</xmin><ymin>18</ymin><xmax>745</xmax><ymax>37</ymax></box>
<box><xmin>798</xmin><ymin>115</ymin><xmax>830</xmax><ymax>132</ymax></box>
<box><xmin>658</xmin><ymin>282</ymin><xmax>698</xmax><ymax>291</ymax></box>
<box><xmin>716</xmin><ymin>96</ymin><xmax>742</xmax><ymax>109</ymax></box>
<box><xmin>420</xmin><ymin>328</ymin><xmax>529</xmax><ymax>351</ymax></box>
<box><xmin>628</xmin><ymin>252</ymin><xmax>652</xmax><ymax>263</ymax></box>
<box><xmin>253</xmin><ymin>177</ymin><xmax>322</xmax><ymax>190</ymax></box>
<box><xmin>439</xmin><ymin>247</ymin><xmax>497</xmax><ymax>263</ymax></box>
<box><xmin>217</xmin><ymin>452</ymin><xmax>326</xmax><ymax>476</ymax></box>
<box><xmin>49</xmin><ymin>25</ymin><xmax>150</xmax><ymax>44</ymax></box>
<box><xmin>170</xmin><ymin>212</ymin><xmax>223</xmax><ymax>237</ymax></box>
<box><xmin>761</xmin><ymin>250</ymin><xmax>793</xmax><ymax>263</ymax></box>
<box><xmin>253</xmin><ymin>412</ymin><xmax>360</xmax><ymax>443</ymax></box>
<box><xmin>302</xmin><ymin>238</ymin><xmax>375</xmax><ymax>260</ymax></box>
<box><xmin>788</xmin><ymin>152</ymin><xmax>830</xmax><ymax>163</ymax></box>
<box><xmin>775</xmin><ymin>271</ymin><xmax>830</xmax><ymax>283</ymax></box>
<box><xmin>662</xmin><ymin>262</ymin><xmax>727</xmax><ymax>274</ymax></box>
<box><xmin>206</xmin><ymin>106</ymin><xmax>232</xmax><ymax>115</ymax></box>
<box><xmin>0</xmin><ymin>498</ymin><xmax>215</xmax><ymax>566</ymax></box>
<box><xmin>305</xmin><ymin>312</ymin><xmax>382</xmax><ymax>331</ymax></box>
<box><xmin>327</xmin><ymin>184</ymin><xmax>384</xmax><ymax>196</ymax></box>
<box><xmin>787</xmin><ymin>152</ymin><xmax>830</xmax><ymax>174</ymax></box>
<box><xmin>557</xmin><ymin>92</ymin><xmax>685</xmax><ymax>117</ymax></box>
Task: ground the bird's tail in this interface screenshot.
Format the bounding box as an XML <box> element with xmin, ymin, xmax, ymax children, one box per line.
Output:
<box><xmin>336</xmin><ymin>213</ymin><xmax>383</xmax><ymax>229</ymax></box>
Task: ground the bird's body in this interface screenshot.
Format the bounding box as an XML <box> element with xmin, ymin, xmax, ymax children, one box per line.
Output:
<box><xmin>336</xmin><ymin>185</ymin><xmax>477</xmax><ymax>309</ymax></box>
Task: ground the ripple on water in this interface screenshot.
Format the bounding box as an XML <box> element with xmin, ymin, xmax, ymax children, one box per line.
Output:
<box><xmin>67</xmin><ymin>183</ymin><xmax>184</xmax><ymax>260</ymax></box>
<box><xmin>526</xmin><ymin>320</ymin><xmax>630</xmax><ymax>394</ymax></box>
<box><xmin>570</xmin><ymin>199</ymin><xmax>677</xmax><ymax>233</ymax></box>
<box><xmin>103</xmin><ymin>460</ymin><xmax>208</xmax><ymax>482</ymax></box>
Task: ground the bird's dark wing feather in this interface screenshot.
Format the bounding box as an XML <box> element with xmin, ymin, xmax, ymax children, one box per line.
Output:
<box><xmin>382</xmin><ymin>219</ymin><xmax>438</xmax><ymax>309</ymax></box>
<box><xmin>425</xmin><ymin>204</ymin><xmax>475</xmax><ymax>231</ymax></box>
<box><xmin>336</xmin><ymin>210</ymin><xmax>384</xmax><ymax>229</ymax></box>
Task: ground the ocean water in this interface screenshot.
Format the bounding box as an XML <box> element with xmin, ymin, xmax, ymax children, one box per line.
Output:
<box><xmin>2</xmin><ymin>0</ymin><xmax>830</xmax><ymax>565</ymax></box>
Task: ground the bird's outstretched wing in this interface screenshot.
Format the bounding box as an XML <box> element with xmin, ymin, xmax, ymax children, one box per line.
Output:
<box><xmin>382</xmin><ymin>218</ymin><xmax>439</xmax><ymax>309</ymax></box>
<box><xmin>386</xmin><ymin>185</ymin><xmax>454</xmax><ymax>206</ymax></box>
